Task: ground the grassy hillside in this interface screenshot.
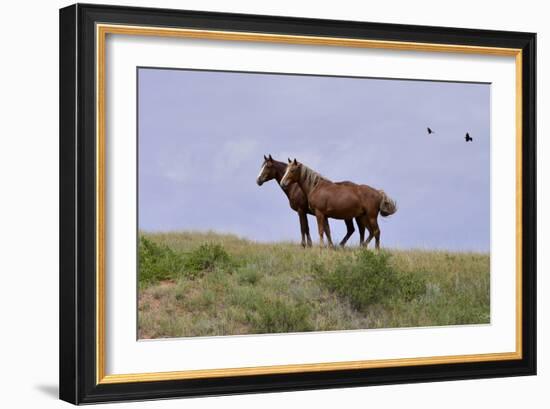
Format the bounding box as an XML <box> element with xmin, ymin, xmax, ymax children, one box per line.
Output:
<box><xmin>138</xmin><ymin>231</ymin><xmax>490</xmax><ymax>339</ymax></box>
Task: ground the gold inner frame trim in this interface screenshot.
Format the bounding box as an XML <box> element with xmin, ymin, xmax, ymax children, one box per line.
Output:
<box><xmin>95</xmin><ymin>23</ymin><xmax>523</xmax><ymax>385</ymax></box>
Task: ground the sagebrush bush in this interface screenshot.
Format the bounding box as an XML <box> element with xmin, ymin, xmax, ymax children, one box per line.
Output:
<box><xmin>314</xmin><ymin>250</ymin><xmax>425</xmax><ymax>311</ymax></box>
<box><xmin>245</xmin><ymin>299</ymin><xmax>312</xmax><ymax>334</ymax></box>
<box><xmin>397</xmin><ymin>270</ymin><xmax>427</xmax><ymax>302</ymax></box>
<box><xmin>184</xmin><ymin>243</ymin><xmax>232</xmax><ymax>274</ymax></box>
<box><xmin>237</xmin><ymin>266</ymin><xmax>262</xmax><ymax>285</ymax></box>
<box><xmin>138</xmin><ymin>236</ymin><xmax>184</xmax><ymax>285</ymax></box>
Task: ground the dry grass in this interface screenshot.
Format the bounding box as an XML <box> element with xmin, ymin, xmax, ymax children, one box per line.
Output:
<box><xmin>138</xmin><ymin>231</ymin><xmax>489</xmax><ymax>339</ymax></box>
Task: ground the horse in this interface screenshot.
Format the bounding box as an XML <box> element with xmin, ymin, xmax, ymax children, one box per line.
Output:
<box><xmin>280</xmin><ymin>158</ymin><xmax>397</xmax><ymax>249</ymax></box>
<box><xmin>256</xmin><ymin>155</ymin><xmax>357</xmax><ymax>247</ymax></box>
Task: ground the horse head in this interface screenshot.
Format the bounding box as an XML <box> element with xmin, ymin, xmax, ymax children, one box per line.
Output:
<box><xmin>280</xmin><ymin>158</ymin><xmax>301</xmax><ymax>189</ymax></box>
<box><xmin>256</xmin><ymin>154</ymin><xmax>276</xmax><ymax>186</ymax></box>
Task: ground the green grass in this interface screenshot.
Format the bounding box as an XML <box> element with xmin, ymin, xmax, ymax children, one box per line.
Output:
<box><xmin>137</xmin><ymin>231</ymin><xmax>490</xmax><ymax>339</ymax></box>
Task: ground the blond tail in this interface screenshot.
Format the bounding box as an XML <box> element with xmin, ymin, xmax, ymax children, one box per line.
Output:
<box><xmin>379</xmin><ymin>190</ymin><xmax>397</xmax><ymax>217</ymax></box>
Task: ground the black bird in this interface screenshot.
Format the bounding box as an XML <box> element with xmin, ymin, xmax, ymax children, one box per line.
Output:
<box><xmin>427</xmin><ymin>127</ymin><xmax>434</xmax><ymax>134</ymax></box>
<box><xmin>465</xmin><ymin>132</ymin><xmax>473</xmax><ymax>142</ymax></box>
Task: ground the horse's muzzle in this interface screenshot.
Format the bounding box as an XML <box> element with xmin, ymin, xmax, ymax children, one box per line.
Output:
<box><xmin>256</xmin><ymin>178</ymin><xmax>264</xmax><ymax>186</ymax></box>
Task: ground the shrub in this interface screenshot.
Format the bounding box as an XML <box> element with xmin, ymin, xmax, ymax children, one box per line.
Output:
<box><xmin>237</xmin><ymin>264</ymin><xmax>262</xmax><ymax>285</ymax></box>
<box><xmin>246</xmin><ymin>299</ymin><xmax>313</xmax><ymax>334</ymax></box>
<box><xmin>183</xmin><ymin>243</ymin><xmax>232</xmax><ymax>275</ymax></box>
<box><xmin>314</xmin><ymin>250</ymin><xmax>425</xmax><ymax>311</ymax></box>
<box><xmin>138</xmin><ymin>236</ymin><xmax>184</xmax><ymax>286</ymax></box>
<box><xmin>397</xmin><ymin>271</ymin><xmax>427</xmax><ymax>302</ymax></box>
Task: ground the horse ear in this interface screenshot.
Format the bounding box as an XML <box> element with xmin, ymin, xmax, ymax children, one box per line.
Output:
<box><xmin>268</xmin><ymin>154</ymin><xmax>273</xmax><ymax>161</ymax></box>
<box><xmin>264</xmin><ymin>154</ymin><xmax>267</xmax><ymax>161</ymax></box>
<box><xmin>288</xmin><ymin>158</ymin><xmax>292</xmax><ymax>163</ymax></box>
<box><xmin>293</xmin><ymin>158</ymin><xmax>298</xmax><ymax>165</ymax></box>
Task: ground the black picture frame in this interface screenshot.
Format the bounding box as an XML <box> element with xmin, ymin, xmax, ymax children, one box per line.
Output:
<box><xmin>60</xmin><ymin>3</ymin><xmax>536</xmax><ymax>405</ymax></box>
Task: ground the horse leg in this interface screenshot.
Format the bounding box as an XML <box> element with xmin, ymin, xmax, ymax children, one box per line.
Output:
<box><xmin>304</xmin><ymin>213</ymin><xmax>313</xmax><ymax>247</ymax></box>
<box><xmin>355</xmin><ymin>216</ymin><xmax>365</xmax><ymax>246</ymax></box>
<box><xmin>371</xmin><ymin>217</ymin><xmax>381</xmax><ymax>250</ymax></box>
<box><xmin>306</xmin><ymin>229</ymin><xmax>313</xmax><ymax>247</ymax></box>
<box><xmin>298</xmin><ymin>211</ymin><xmax>307</xmax><ymax>248</ymax></box>
<box><xmin>363</xmin><ymin>219</ymin><xmax>375</xmax><ymax>249</ymax></box>
<box><xmin>323</xmin><ymin>216</ymin><xmax>335</xmax><ymax>248</ymax></box>
<box><xmin>339</xmin><ymin>219</ymin><xmax>355</xmax><ymax>247</ymax></box>
<box><xmin>315</xmin><ymin>211</ymin><xmax>326</xmax><ymax>248</ymax></box>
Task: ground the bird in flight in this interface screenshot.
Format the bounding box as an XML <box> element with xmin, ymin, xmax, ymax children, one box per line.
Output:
<box><xmin>427</xmin><ymin>127</ymin><xmax>434</xmax><ymax>134</ymax></box>
<box><xmin>465</xmin><ymin>132</ymin><xmax>473</xmax><ymax>142</ymax></box>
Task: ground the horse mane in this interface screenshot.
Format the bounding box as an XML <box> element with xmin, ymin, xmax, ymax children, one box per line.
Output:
<box><xmin>300</xmin><ymin>164</ymin><xmax>331</xmax><ymax>190</ymax></box>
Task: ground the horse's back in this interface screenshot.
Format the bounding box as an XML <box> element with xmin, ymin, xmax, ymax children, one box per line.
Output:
<box><xmin>308</xmin><ymin>180</ymin><xmax>364</xmax><ymax>218</ymax></box>
<box><xmin>355</xmin><ymin>184</ymin><xmax>383</xmax><ymax>215</ymax></box>
<box><xmin>333</xmin><ymin>181</ymin><xmax>383</xmax><ymax>215</ymax></box>
<box><xmin>335</xmin><ymin>180</ymin><xmax>357</xmax><ymax>186</ymax></box>
<box><xmin>358</xmin><ymin>183</ymin><xmax>381</xmax><ymax>198</ymax></box>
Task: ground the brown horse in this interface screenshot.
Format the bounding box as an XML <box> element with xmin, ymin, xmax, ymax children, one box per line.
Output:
<box><xmin>280</xmin><ymin>158</ymin><xmax>397</xmax><ymax>249</ymax></box>
<box><xmin>256</xmin><ymin>155</ymin><xmax>357</xmax><ymax>247</ymax></box>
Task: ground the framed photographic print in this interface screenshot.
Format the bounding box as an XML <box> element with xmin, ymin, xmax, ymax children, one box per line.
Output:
<box><xmin>59</xmin><ymin>3</ymin><xmax>536</xmax><ymax>404</ymax></box>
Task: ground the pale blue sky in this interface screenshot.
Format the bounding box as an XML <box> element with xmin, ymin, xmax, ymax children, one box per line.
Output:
<box><xmin>138</xmin><ymin>68</ymin><xmax>490</xmax><ymax>251</ymax></box>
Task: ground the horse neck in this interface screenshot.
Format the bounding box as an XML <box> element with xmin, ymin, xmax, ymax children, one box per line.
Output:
<box><xmin>297</xmin><ymin>166</ymin><xmax>321</xmax><ymax>197</ymax></box>
<box><xmin>271</xmin><ymin>161</ymin><xmax>288</xmax><ymax>184</ymax></box>
<box><xmin>270</xmin><ymin>161</ymin><xmax>295</xmax><ymax>198</ymax></box>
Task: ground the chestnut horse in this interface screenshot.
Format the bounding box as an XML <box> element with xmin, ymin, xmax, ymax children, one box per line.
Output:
<box><xmin>280</xmin><ymin>158</ymin><xmax>397</xmax><ymax>249</ymax></box>
<box><xmin>257</xmin><ymin>155</ymin><xmax>356</xmax><ymax>247</ymax></box>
